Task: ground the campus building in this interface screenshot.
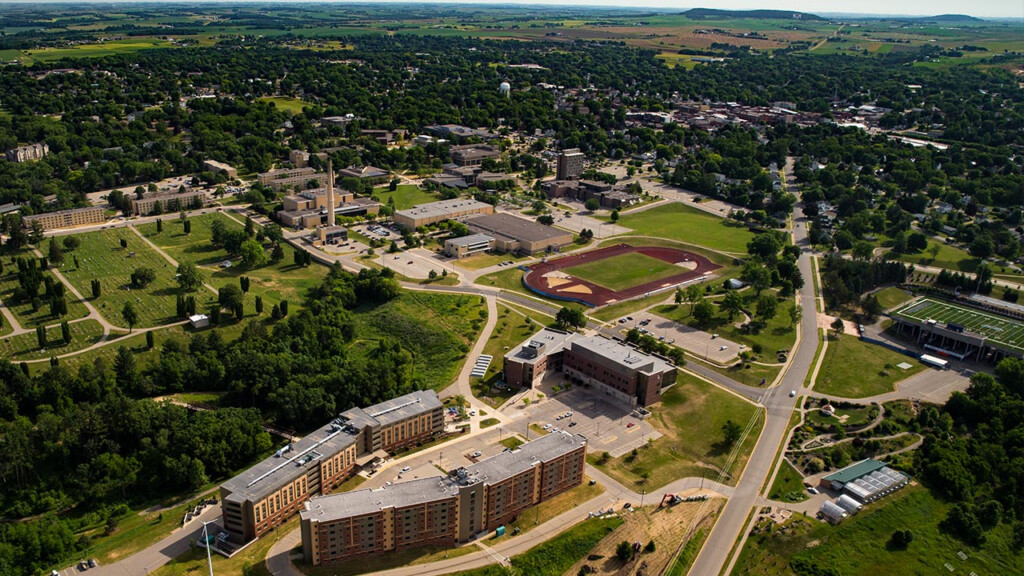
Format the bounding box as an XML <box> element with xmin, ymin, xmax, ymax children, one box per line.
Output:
<box><xmin>258</xmin><ymin>167</ymin><xmax>330</xmax><ymax>191</ymax></box>
<box><xmin>393</xmin><ymin>198</ymin><xmax>494</xmax><ymax>230</ymax></box>
<box><xmin>203</xmin><ymin>159</ymin><xmax>238</xmax><ymax>179</ymax></box>
<box><xmin>299</xmin><ymin>431</ymin><xmax>586</xmax><ymax>565</ymax></box>
<box><xmin>22</xmin><ymin>206</ymin><xmax>105</xmax><ymax>230</ymax></box>
<box><xmin>450</xmin><ymin>144</ymin><xmax>501</xmax><ymax>167</ymax></box>
<box><xmin>503</xmin><ymin>330</ymin><xmax>676</xmax><ymax>407</ymax></box>
<box><xmin>555</xmin><ymin>148</ymin><xmax>585</xmax><ymax>180</ymax></box>
<box><xmin>337</xmin><ymin>165</ymin><xmax>389</xmax><ymax>185</ymax></box>
<box><xmin>131</xmin><ymin>189</ymin><xmax>205</xmax><ymax>215</ymax></box>
<box><xmin>277</xmin><ymin>162</ymin><xmax>382</xmax><ymax>229</ymax></box>
<box><xmin>890</xmin><ymin>309</ymin><xmax>1024</xmax><ymax>364</ymax></box>
<box><xmin>541</xmin><ymin>180</ymin><xmax>640</xmax><ymax>209</ymax></box>
<box><xmin>444</xmin><ymin>214</ymin><xmax>572</xmax><ymax>258</ymax></box>
<box><xmin>6</xmin><ymin>143</ymin><xmax>49</xmax><ymax>162</ymax></box>
<box><xmin>819</xmin><ymin>459</ymin><xmax>909</xmax><ymax>503</ymax></box>
<box><xmin>219</xmin><ymin>390</ymin><xmax>444</xmax><ymax>544</ymax></box>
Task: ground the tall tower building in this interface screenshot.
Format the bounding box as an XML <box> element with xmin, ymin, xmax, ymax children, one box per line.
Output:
<box><xmin>556</xmin><ymin>148</ymin><xmax>584</xmax><ymax>180</ymax></box>
<box><xmin>326</xmin><ymin>159</ymin><xmax>335</xmax><ymax>224</ymax></box>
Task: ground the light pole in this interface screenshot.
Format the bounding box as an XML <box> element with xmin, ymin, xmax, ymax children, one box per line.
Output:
<box><xmin>640</xmin><ymin>490</ymin><xmax>646</xmax><ymax>508</ymax></box>
<box><xmin>200</xmin><ymin>520</ymin><xmax>215</xmax><ymax>576</ymax></box>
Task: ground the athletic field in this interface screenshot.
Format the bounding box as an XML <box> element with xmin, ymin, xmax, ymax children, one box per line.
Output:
<box><xmin>892</xmin><ymin>297</ymin><xmax>1024</xmax><ymax>354</ymax></box>
<box><xmin>563</xmin><ymin>252</ymin><xmax>681</xmax><ymax>292</ymax></box>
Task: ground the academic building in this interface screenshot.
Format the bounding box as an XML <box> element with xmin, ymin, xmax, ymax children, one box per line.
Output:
<box><xmin>503</xmin><ymin>330</ymin><xmax>676</xmax><ymax>407</ymax></box>
<box><xmin>393</xmin><ymin>198</ymin><xmax>494</xmax><ymax>230</ymax></box>
<box><xmin>22</xmin><ymin>206</ymin><xmax>105</xmax><ymax>230</ymax></box>
<box><xmin>299</xmin><ymin>431</ymin><xmax>586</xmax><ymax>565</ymax></box>
<box><xmin>131</xmin><ymin>190</ymin><xmax>205</xmax><ymax>216</ymax></box>
<box><xmin>219</xmin><ymin>391</ymin><xmax>444</xmax><ymax>544</ymax></box>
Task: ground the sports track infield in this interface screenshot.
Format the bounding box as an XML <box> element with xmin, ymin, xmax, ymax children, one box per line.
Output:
<box><xmin>522</xmin><ymin>244</ymin><xmax>719</xmax><ymax>307</ymax></box>
<box><xmin>892</xmin><ymin>297</ymin><xmax>1024</xmax><ymax>354</ymax></box>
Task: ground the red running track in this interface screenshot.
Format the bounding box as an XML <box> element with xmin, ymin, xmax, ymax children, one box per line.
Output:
<box><xmin>522</xmin><ymin>244</ymin><xmax>721</xmax><ymax>307</ymax></box>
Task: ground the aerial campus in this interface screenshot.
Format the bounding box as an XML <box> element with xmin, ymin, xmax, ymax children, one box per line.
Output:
<box><xmin>0</xmin><ymin>4</ymin><xmax>1022</xmax><ymax>576</ymax></box>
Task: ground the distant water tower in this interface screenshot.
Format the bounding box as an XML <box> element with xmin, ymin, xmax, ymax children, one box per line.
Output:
<box><xmin>499</xmin><ymin>81</ymin><xmax>511</xmax><ymax>97</ymax></box>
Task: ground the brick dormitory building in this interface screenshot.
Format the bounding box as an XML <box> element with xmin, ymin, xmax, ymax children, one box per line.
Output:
<box><xmin>299</xmin><ymin>431</ymin><xmax>586</xmax><ymax>565</ymax></box>
<box><xmin>218</xmin><ymin>390</ymin><xmax>444</xmax><ymax>544</ymax></box>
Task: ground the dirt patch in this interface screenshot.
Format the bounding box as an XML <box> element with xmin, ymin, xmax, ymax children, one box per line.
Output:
<box><xmin>565</xmin><ymin>498</ymin><xmax>724</xmax><ymax>576</ymax></box>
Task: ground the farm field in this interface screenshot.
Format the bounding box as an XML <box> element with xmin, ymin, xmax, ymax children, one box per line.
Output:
<box><xmin>15</xmin><ymin>37</ymin><xmax>179</xmax><ymax>64</ymax></box>
<box><xmin>563</xmin><ymin>252</ymin><xmax>683</xmax><ymax>292</ymax></box>
<box><xmin>60</xmin><ymin>229</ymin><xmax>184</xmax><ymax>328</ymax></box>
<box><xmin>612</xmin><ymin>202</ymin><xmax>755</xmax><ymax>254</ymax></box>
<box><xmin>892</xmin><ymin>297</ymin><xmax>1024</xmax><ymax>354</ymax></box>
<box><xmin>731</xmin><ymin>486</ymin><xmax>1023</xmax><ymax>576</ymax></box>
<box><xmin>371</xmin><ymin>185</ymin><xmax>438</xmax><ymax>210</ymax></box>
<box><xmin>813</xmin><ymin>336</ymin><xmax>925</xmax><ymax>398</ymax></box>
<box><xmin>588</xmin><ymin>372</ymin><xmax>764</xmax><ymax>489</ymax></box>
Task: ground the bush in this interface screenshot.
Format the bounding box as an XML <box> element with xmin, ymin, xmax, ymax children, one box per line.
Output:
<box><xmin>644</xmin><ymin>539</ymin><xmax>656</xmax><ymax>553</ymax></box>
<box><xmin>616</xmin><ymin>540</ymin><xmax>634</xmax><ymax>562</ymax></box>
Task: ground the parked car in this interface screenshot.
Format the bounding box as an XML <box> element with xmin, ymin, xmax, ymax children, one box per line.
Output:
<box><xmin>401</xmin><ymin>466</ymin><xmax>411</xmax><ymax>472</ymax></box>
<box><xmin>471</xmin><ymin>451</ymin><xmax>482</xmax><ymax>458</ymax></box>
<box><xmin>627</xmin><ymin>422</ymin><xmax>636</xmax><ymax>428</ymax></box>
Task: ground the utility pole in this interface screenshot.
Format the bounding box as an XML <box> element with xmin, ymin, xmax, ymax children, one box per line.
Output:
<box><xmin>201</xmin><ymin>520</ymin><xmax>215</xmax><ymax>576</ymax></box>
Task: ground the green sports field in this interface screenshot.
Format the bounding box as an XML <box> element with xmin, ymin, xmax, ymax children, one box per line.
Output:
<box><xmin>563</xmin><ymin>252</ymin><xmax>681</xmax><ymax>292</ymax></box>
<box><xmin>892</xmin><ymin>297</ymin><xmax>1024</xmax><ymax>354</ymax></box>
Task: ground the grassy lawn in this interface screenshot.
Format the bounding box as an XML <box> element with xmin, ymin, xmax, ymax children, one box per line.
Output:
<box><xmin>480</xmin><ymin>417</ymin><xmax>500</xmax><ymax>428</ymax></box>
<box><xmin>589</xmin><ymin>372</ymin><xmax>765</xmax><ymax>488</ymax></box>
<box><xmin>873</xmin><ymin>286</ymin><xmax>915</xmax><ymax>311</ymax></box>
<box><xmin>767</xmin><ymin>459</ymin><xmax>808</xmax><ymax>503</ymax></box>
<box><xmin>370</xmin><ymin>185</ymin><xmax>438</xmax><ymax>210</ymax></box>
<box><xmin>564</xmin><ymin>251</ymin><xmax>683</xmax><ymax>291</ymax></box>
<box><xmin>891</xmin><ymin>240</ymin><xmax>979</xmax><ymax>273</ymax></box>
<box><xmin>731</xmin><ymin>486</ymin><xmax>1023</xmax><ymax>576</ymax></box>
<box><xmin>452</xmin><ymin>251</ymin><xmax>529</xmax><ymax>271</ymax></box>
<box><xmin>297</xmin><ymin>543</ymin><xmax>480</xmax><ymax>576</ymax></box>
<box><xmin>203</xmin><ymin>241</ymin><xmax>327</xmax><ymax>313</ymax></box>
<box><xmin>258</xmin><ymin>95</ymin><xmax>313</xmax><ymax>114</ymax></box>
<box><xmin>0</xmin><ymin>261</ymin><xmax>91</xmax><ymax>328</ymax></box>
<box><xmin>693</xmin><ymin>357</ymin><xmax>782</xmax><ymax>388</ymax></box>
<box><xmin>813</xmin><ymin>336</ymin><xmax>925</xmax><ymax>398</ymax></box>
<box><xmin>137</xmin><ymin>213</ymin><xmax>236</xmax><ymax>266</ymax></box>
<box><xmin>454</xmin><ymin>516</ymin><xmax>624</xmax><ymax>576</ymax></box>
<box><xmin>652</xmin><ymin>295</ymin><xmax>798</xmax><ymax>355</ymax></box>
<box><xmin>61</xmin><ymin>228</ymin><xmax>182</xmax><ymax>328</ymax></box>
<box><xmin>612</xmin><ymin>202</ymin><xmax>755</xmax><ymax>254</ymax></box>
<box><xmin>500</xmin><ymin>436</ymin><xmax>524</xmax><ymax>450</ymax></box>
<box><xmin>488</xmin><ymin>479</ymin><xmax>605</xmax><ymax>544</ymax></box>
<box><xmin>590</xmin><ymin>290</ymin><xmax>674</xmax><ymax>323</ymax></box>
<box><xmin>472</xmin><ymin>304</ymin><xmax>543</xmax><ymax>407</ymax></box>
<box><xmin>0</xmin><ymin>319</ymin><xmax>106</xmax><ymax>361</ymax></box>
<box><xmin>476</xmin><ymin>267</ymin><xmax>564</xmax><ymax>306</ymax></box>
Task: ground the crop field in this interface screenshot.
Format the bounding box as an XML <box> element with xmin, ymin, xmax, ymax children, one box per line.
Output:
<box><xmin>60</xmin><ymin>229</ymin><xmax>181</xmax><ymax>328</ymax></box>
<box><xmin>563</xmin><ymin>252</ymin><xmax>682</xmax><ymax>292</ymax></box>
<box><xmin>14</xmin><ymin>38</ymin><xmax>178</xmax><ymax>64</ymax></box>
<box><xmin>893</xmin><ymin>297</ymin><xmax>1024</xmax><ymax>354</ymax></box>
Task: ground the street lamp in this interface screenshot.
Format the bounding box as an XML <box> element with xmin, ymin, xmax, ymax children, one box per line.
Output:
<box><xmin>200</xmin><ymin>520</ymin><xmax>215</xmax><ymax>576</ymax></box>
<box><xmin>640</xmin><ymin>490</ymin><xmax>646</xmax><ymax>508</ymax></box>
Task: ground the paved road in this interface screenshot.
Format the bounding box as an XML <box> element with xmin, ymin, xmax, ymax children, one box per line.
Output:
<box><xmin>688</xmin><ymin>186</ymin><xmax>818</xmax><ymax>576</ymax></box>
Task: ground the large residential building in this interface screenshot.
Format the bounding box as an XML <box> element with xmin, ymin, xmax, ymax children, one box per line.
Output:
<box><xmin>555</xmin><ymin>148</ymin><xmax>585</xmax><ymax>180</ymax></box>
<box><xmin>258</xmin><ymin>167</ymin><xmax>329</xmax><ymax>191</ymax></box>
<box><xmin>219</xmin><ymin>391</ymin><xmax>444</xmax><ymax>543</ymax></box>
<box><xmin>23</xmin><ymin>206</ymin><xmax>105</xmax><ymax>230</ymax></box>
<box><xmin>6</xmin><ymin>143</ymin><xmax>49</xmax><ymax>162</ymax></box>
<box><xmin>503</xmin><ymin>330</ymin><xmax>676</xmax><ymax>407</ymax></box>
<box><xmin>131</xmin><ymin>189</ymin><xmax>205</xmax><ymax>215</ymax></box>
<box><xmin>393</xmin><ymin>198</ymin><xmax>494</xmax><ymax>230</ymax></box>
<box><xmin>299</xmin><ymin>431</ymin><xmax>586</xmax><ymax>565</ymax></box>
<box><xmin>456</xmin><ymin>213</ymin><xmax>573</xmax><ymax>256</ymax></box>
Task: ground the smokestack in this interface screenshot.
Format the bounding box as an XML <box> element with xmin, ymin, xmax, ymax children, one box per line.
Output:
<box><xmin>326</xmin><ymin>158</ymin><xmax>335</xmax><ymax>225</ymax></box>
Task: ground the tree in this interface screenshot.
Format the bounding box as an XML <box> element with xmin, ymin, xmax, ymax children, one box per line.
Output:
<box><xmin>240</xmin><ymin>276</ymin><xmax>250</xmax><ymax>293</ymax></box>
<box><xmin>122</xmin><ymin>302</ymin><xmax>138</xmax><ymax>333</ymax></box>
<box><xmin>218</xmin><ymin>285</ymin><xmax>244</xmax><ymax>312</ymax></box>
<box><xmin>788</xmin><ymin>304</ymin><xmax>803</xmax><ymax>328</ymax></box>
<box><xmin>271</xmin><ymin>303</ymin><xmax>282</xmax><ymax>320</ymax></box>
<box><xmin>389</xmin><ymin>177</ymin><xmax>399</xmax><ymax>191</ymax></box>
<box><xmin>693</xmin><ymin>299</ymin><xmax>715</xmax><ymax>327</ymax></box>
<box><xmin>852</xmin><ymin>241</ymin><xmax>874</xmax><ymax>261</ymax></box>
<box><xmin>62</xmin><ymin>236</ymin><xmax>80</xmax><ymax>251</ymax></box>
<box><xmin>271</xmin><ymin>243</ymin><xmax>285</xmax><ymax>263</ymax></box>
<box><xmin>45</xmin><ymin>239</ymin><xmax>63</xmax><ymax>268</ymax></box>
<box><xmin>830</xmin><ymin>316</ymin><xmax>845</xmax><ymax>338</ymax></box>
<box><xmin>130</xmin><ymin>267</ymin><xmax>156</xmax><ymax>288</ymax></box>
<box><xmin>610</xmin><ymin>209</ymin><xmax>620</xmax><ymax>222</ymax></box>
<box><xmin>721</xmin><ymin>419</ymin><xmax>743</xmax><ymax>448</ymax></box>
<box><xmin>176</xmin><ymin>262</ymin><xmax>204</xmax><ymax>292</ymax></box>
<box><xmin>36</xmin><ymin>325</ymin><xmax>46</xmax><ymax>348</ymax></box>
<box><xmin>239</xmin><ymin>239</ymin><xmax>268</xmax><ymax>269</ymax></box>
<box><xmin>61</xmin><ymin>321</ymin><xmax>70</xmax><ymax>343</ymax></box>
<box><xmin>28</xmin><ymin>220</ymin><xmax>45</xmax><ymax>245</ymax></box>
<box><xmin>685</xmin><ymin>284</ymin><xmax>702</xmax><ymax>315</ymax></box>
<box><xmin>584</xmin><ymin>198</ymin><xmax>601</xmax><ymax>212</ymax></box>
<box><xmin>970</xmin><ymin>235</ymin><xmax>994</xmax><ymax>259</ymax></box>
<box><xmin>537</xmin><ymin>214</ymin><xmax>554</xmax><ymax>226</ymax></box>
<box><xmin>888</xmin><ymin>529</ymin><xmax>913</xmax><ymax>549</ymax></box>
<box><xmin>616</xmin><ymin>540</ymin><xmax>634</xmax><ymax>562</ymax></box>
<box><xmin>255</xmin><ymin>295</ymin><xmax>264</xmax><ymax>315</ymax></box>
<box><xmin>146</xmin><ymin>330</ymin><xmax>154</xmax><ymax>349</ymax></box>
<box><xmin>556</xmin><ymin>306</ymin><xmax>586</xmax><ymax>330</ymax></box>
<box><xmin>183</xmin><ymin>220</ymin><xmax>191</xmax><ymax>235</ymax></box>
<box><xmin>721</xmin><ymin>291</ymin><xmax>744</xmax><ymax>321</ymax></box>
<box><xmin>644</xmin><ymin>540</ymin><xmax>656</xmax><ymax>553</ymax></box>
<box><xmin>280</xmin><ymin>300</ymin><xmax>289</xmax><ymax>316</ymax></box>
<box><xmin>156</xmin><ymin>218</ymin><xmax>163</xmax><ymax>233</ymax></box>
<box><xmin>114</xmin><ymin>346</ymin><xmax>137</xmax><ymax>390</ymax></box>
<box><xmin>674</xmin><ymin>287</ymin><xmax>684</xmax><ymax>305</ymax></box>
<box><xmin>755</xmin><ymin>294</ymin><xmax>778</xmax><ymax>323</ymax></box>
<box><xmin>91</xmin><ymin>279</ymin><xmax>101</xmax><ymax>299</ymax></box>
<box><xmin>210</xmin><ymin>306</ymin><xmax>221</xmax><ymax>325</ymax></box>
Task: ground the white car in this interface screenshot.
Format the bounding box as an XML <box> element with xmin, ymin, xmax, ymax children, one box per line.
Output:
<box><xmin>807</xmin><ymin>487</ymin><xmax>819</xmax><ymax>495</ymax></box>
<box><xmin>469</xmin><ymin>410</ymin><xmax>477</xmax><ymax>416</ymax></box>
<box><xmin>789</xmin><ymin>390</ymin><xmax>797</xmax><ymax>397</ymax></box>
<box><xmin>543</xmin><ymin>423</ymin><xmax>552</xmax><ymax>430</ymax></box>
<box><xmin>401</xmin><ymin>466</ymin><xmax>411</xmax><ymax>472</ymax></box>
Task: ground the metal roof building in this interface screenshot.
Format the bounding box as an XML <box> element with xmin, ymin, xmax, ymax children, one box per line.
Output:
<box><xmin>821</xmin><ymin>459</ymin><xmax>909</xmax><ymax>503</ymax></box>
<box><xmin>819</xmin><ymin>501</ymin><xmax>848</xmax><ymax>524</ymax></box>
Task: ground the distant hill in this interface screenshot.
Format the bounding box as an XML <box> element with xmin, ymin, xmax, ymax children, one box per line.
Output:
<box><xmin>683</xmin><ymin>8</ymin><xmax>826</xmax><ymax>21</ymax></box>
<box><xmin>918</xmin><ymin>14</ymin><xmax>984</xmax><ymax>22</ymax></box>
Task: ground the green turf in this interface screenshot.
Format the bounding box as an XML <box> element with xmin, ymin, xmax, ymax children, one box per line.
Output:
<box><xmin>257</xmin><ymin>96</ymin><xmax>313</xmax><ymax>114</ymax></box>
<box><xmin>474</xmin><ymin>305</ymin><xmax>542</xmax><ymax>407</ymax></box>
<box><xmin>813</xmin><ymin>336</ymin><xmax>925</xmax><ymax>398</ymax></box>
<box><xmin>371</xmin><ymin>185</ymin><xmax>439</xmax><ymax>210</ymax></box>
<box><xmin>59</xmin><ymin>229</ymin><xmax>184</xmax><ymax>328</ymax></box>
<box><xmin>873</xmin><ymin>286</ymin><xmax>914</xmax><ymax>311</ymax></box>
<box><xmin>137</xmin><ymin>213</ymin><xmax>236</xmax><ymax>266</ymax></box>
<box><xmin>0</xmin><ymin>319</ymin><xmax>105</xmax><ymax>361</ymax></box>
<box><xmin>767</xmin><ymin>459</ymin><xmax>808</xmax><ymax>503</ymax></box>
<box><xmin>731</xmin><ymin>486</ymin><xmax>1023</xmax><ymax>576</ymax></box>
<box><xmin>892</xmin><ymin>240</ymin><xmax>979</xmax><ymax>272</ymax></box>
<box><xmin>563</xmin><ymin>251</ymin><xmax>683</xmax><ymax>292</ymax></box>
<box><xmin>892</xmin><ymin>297</ymin><xmax>1024</xmax><ymax>354</ymax></box>
<box><xmin>612</xmin><ymin>202</ymin><xmax>755</xmax><ymax>254</ymax></box>
<box><xmin>652</xmin><ymin>295</ymin><xmax>798</xmax><ymax>357</ymax></box>
<box><xmin>588</xmin><ymin>371</ymin><xmax>765</xmax><ymax>489</ymax></box>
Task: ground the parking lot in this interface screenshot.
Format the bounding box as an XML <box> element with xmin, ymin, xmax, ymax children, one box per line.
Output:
<box><xmin>616</xmin><ymin>312</ymin><xmax>741</xmax><ymax>364</ymax></box>
<box><xmin>503</xmin><ymin>382</ymin><xmax>662</xmax><ymax>459</ymax></box>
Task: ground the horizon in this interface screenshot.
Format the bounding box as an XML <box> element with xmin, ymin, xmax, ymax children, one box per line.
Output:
<box><xmin>0</xmin><ymin>1</ymin><xmax>1020</xmax><ymax>21</ymax></box>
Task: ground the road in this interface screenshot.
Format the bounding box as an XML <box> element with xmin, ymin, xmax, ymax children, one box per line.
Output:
<box><xmin>688</xmin><ymin>167</ymin><xmax>819</xmax><ymax>576</ymax></box>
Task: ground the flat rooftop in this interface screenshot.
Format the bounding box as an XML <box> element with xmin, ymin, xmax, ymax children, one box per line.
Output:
<box><xmin>457</xmin><ymin>431</ymin><xmax>586</xmax><ymax>485</ymax></box>
<box><xmin>466</xmin><ymin>213</ymin><xmax>570</xmax><ymax>244</ymax></box>
<box><xmin>361</xmin><ymin>389</ymin><xmax>442</xmax><ymax>427</ymax></box>
<box><xmin>823</xmin><ymin>459</ymin><xmax>886</xmax><ymax>485</ymax></box>
<box><xmin>302</xmin><ymin>477</ymin><xmax>460</xmax><ymax>521</ymax></box>
<box><xmin>448</xmin><ymin>233</ymin><xmax>494</xmax><ymax>248</ymax></box>
<box><xmin>505</xmin><ymin>327</ymin><xmax>576</xmax><ymax>365</ymax></box>
<box><xmin>569</xmin><ymin>335</ymin><xmax>674</xmax><ymax>375</ymax></box>
<box><xmin>395</xmin><ymin>198</ymin><xmax>493</xmax><ymax>221</ymax></box>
